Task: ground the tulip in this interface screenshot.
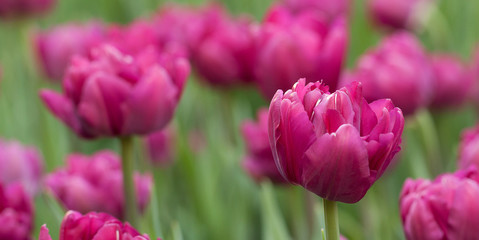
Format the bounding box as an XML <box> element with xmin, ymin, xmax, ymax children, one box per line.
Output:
<box><xmin>341</xmin><ymin>32</ymin><xmax>433</xmax><ymax>115</ymax></box>
<box><xmin>281</xmin><ymin>0</ymin><xmax>350</xmax><ymax>21</ymax></box>
<box><xmin>39</xmin><ymin>211</ymin><xmax>160</xmax><ymax>240</ymax></box>
<box><xmin>400</xmin><ymin>168</ymin><xmax>479</xmax><ymax>239</ymax></box>
<box><xmin>0</xmin><ymin>0</ymin><xmax>55</xmax><ymax>19</ymax></box>
<box><xmin>241</xmin><ymin>108</ymin><xmax>286</xmax><ymax>183</ymax></box>
<box><xmin>45</xmin><ymin>151</ymin><xmax>152</xmax><ymax>220</ymax></box>
<box><xmin>268</xmin><ymin>78</ymin><xmax>404</xmax><ymax>203</ymax></box>
<box><xmin>469</xmin><ymin>47</ymin><xmax>479</xmax><ymax>106</ymax></box>
<box><xmin>256</xmin><ymin>5</ymin><xmax>347</xmax><ymax>99</ymax></box>
<box><xmin>368</xmin><ymin>0</ymin><xmax>436</xmax><ymax>30</ymax></box>
<box><xmin>0</xmin><ymin>139</ymin><xmax>43</xmax><ymax>196</ymax></box>
<box><xmin>40</xmin><ymin>44</ymin><xmax>190</xmax><ymax>138</ymax></box>
<box><xmin>106</xmin><ymin>20</ymin><xmax>161</xmax><ymax>57</ymax></box>
<box><xmin>0</xmin><ymin>182</ymin><xmax>33</xmax><ymax>240</ymax></box>
<box><xmin>429</xmin><ymin>54</ymin><xmax>473</xmax><ymax>109</ymax></box>
<box><xmin>145</xmin><ymin>127</ymin><xmax>175</xmax><ymax>167</ymax></box>
<box><xmin>458</xmin><ymin>124</ymin><xmax>479</xmax><ymax>170</ymax></box>
<box><xmin>35</xmin><ymin>22</ymin><xmax>105</xmax><ymax>80</ymax></box>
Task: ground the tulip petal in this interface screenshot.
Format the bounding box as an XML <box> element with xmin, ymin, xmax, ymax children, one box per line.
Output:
<box><xmin>403</xmin><ymin>198</ymin><xmax>445</xmax><ymax>240</ymax></box>
<box><xmin>448</xmin><ymin>180</ymin><xmax>479</xmax><ymax>240</ymax></box>
<box><xmin>39</xmin><ymin>225</ymin><xmax>53</xmax><ymax>240</ymax></box>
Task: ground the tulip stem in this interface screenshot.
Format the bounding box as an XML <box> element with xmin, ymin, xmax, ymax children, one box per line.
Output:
<box><xmin>305</xmin><ymin>190</ymin><xmax>315</xmax><ymax>240</ymax></box>
<box><xmin>120</xmin><ymin>136</ymin><xmax>139</xmax><ymax>226</ymax></box>
<box><xmin>323</xmin><ymin>199</ymin><xmax>340</xmax><ymax>240</ymax></box>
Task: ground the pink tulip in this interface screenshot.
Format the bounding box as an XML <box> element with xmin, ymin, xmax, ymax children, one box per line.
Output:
<box><xmin>241</xmin><ymin>108</ymin><xmax>286</xmax><ymax>183</ymax></box>
<box><xmin>368</xmin><ymin>0</ymin><xmax>435</xmax><ymax>29</ymax></box>
<box><xmin>39</xmin><ymin>211</ymin><xmax>160</xmax><ymax>240</ymax></box>
<box><xmin>281</xmin><ymin>0</ymin><xmax>350</xmax><ymax>21</ymax></box>
<box><xmin>400</xmin><ymin>168</ymin><xmax>479</xmax><ymax>240</ymax></box>
<box><xmin>0</xmin><ymin>139</ymin><xmax>43</xmax><ymax>196</ymax></box>
<box><xmin>35</xmin><ymin>22</ymin><xmax>106</xmax><ymax>80</ymax></box>
<box><xmin>0</xmin><ymin>0</ymin><xmax>55</xmax><ymax>19</ymax></box>
<box><xmin>45</xmin><ymin>151</ymin><xmax>152</xmax><ymax>219</ymax></box>
<box><xmin>256</xmin><ymin>5</ymin><xmax>347</xmax><ymax>99</ymax></box>
<box><xmin>40</xmin><ymin>44</ymin><xmax>189</xmax><ymax>138</ymax></box>
<box><xmin>0</xmin><ymin>182</ymin><xmax>33</xmax><ymax>240</ymax></box>
<box><xmin>469</xmin><ymin>47</ymin><xmax>479</xmax><ymax>106</ymax></box>
<box><xmin>458</xmin><ymin>124</ymin><xmax>479</xmax><ymax>170</ymax></box>
<box><xmin>429</xmin><ymin>54</ymin><xmax>473</xmax><ymax>109</ymax></box>
<box><xmin>269</xmin><ymin>79</ymin><xmax>404</xmax><ymax>203</ymax></box>
<box><xmin>145</xmin><ymin>127</ymin><xmax>175</xmax><ymax>167</ymax></box>
<box><xmin>341</xmin><ymin>32</ymin><xmax>433</xmax><ymax>115</ymax></box>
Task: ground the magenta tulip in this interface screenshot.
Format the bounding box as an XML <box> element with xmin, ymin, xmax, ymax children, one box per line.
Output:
<box><xmin>45</xmin><ymin>151</ymin><xmax>152</xmax><ymax>219</ymax></box>
<box><xmin>0</xmin><ymin>182</ymin><xmax>33</xmax><ymax>240</ymax></box>
<box><xmin>39</xmin><ymin>211</ymin><xmax>159</xmax><ymax>240</ymax></box>
<box><xmin>0</xmin><ymin>139</ymin><xmax>43</xmax><ymax>196</ymax></box>
<box><xmin>341</xmin><ymin>32</ymin><xmax>433</xmax><ymax>115</ymax></box>
<box><xmin>40</xmin><ymin>44</ymin><xmax>190</xmax><ymax>138</ymax></box>
<box><xmin>145</xmin><ymin>127</ymin><xmax>175</xmax><ymax>167</ymax></box>
<box><xmin>269</xmin><ymin>79</ymin><xmax>404</xmax><ymax>203</ymax></box>
<box><xmin>368</xmin><ymin>0</ymin><xmax>435</xmax><ymax>29</ymax></box>
<box><xmin>400</xmin><ymin>168</ymin><xmax>479</xmax><ymax>240</ymax></box>
<box><xmin>35</xmin><ymin>22</ymin><xmax>105</xmax><ymax>80</ymax></box>
<box><xmin>256</xmin><ymin>5</ymin><xmax>347</xmax><ymax>99</ymax></box>
<box><xmin>0</xmin><ymin>0</ymin><xmax>55</xmax><ymax>19</ymax></box>
<box><xmin>429</xmin><ymin>54</ymin><xmax>473</xmax><ymax>109</ymax></box>
<box><xmin>241</xmin><ymin>108</ymin><xmax>286</xmax><ymax>183</ymax></box>
<box><xmin>458</xmin><ymin>124</ymin><xmax>479</xmax><ymax>170</ymax></box>
<box><xmin>281</xmin><ymin>0</ymin><xmax>350</xmax><ymax>21</ymax></box>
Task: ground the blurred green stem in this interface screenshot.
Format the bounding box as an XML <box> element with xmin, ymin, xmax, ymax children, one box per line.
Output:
<box><xmin>323</xmin><ymin>199</ymin><xmax>339</xmax><ymax>240</ymax></box>
<box><xmin>415</xmin><ymin>110</ymin><xmax>442</xmax><ymax>176</ymax></box>
<box><xmin>120</xmin><ymin>136</ymin><xmax>139</xmax><ymax>226</ymax></box>
<box><xmin>305</xmin><ymin>190</ymin><xmax>315</xmax><ymax>240</ymax></box>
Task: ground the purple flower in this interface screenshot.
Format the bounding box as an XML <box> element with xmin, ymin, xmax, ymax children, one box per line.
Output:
<box><xmin>45</xmin><ymin>151</ymin><xmax>152</xmax><ymax>220</ymax></box>
<box><xmin>0</xmin><ymin>182</ymin><xmax>33</xmax><ymax>240</ymax></box>
<box><xmin>145</xmin><ymin>127</ymin><xmax>175</xmax><ymax>167</ymax></box>
<box><xmin>269</xmin><ymin>79</ymin><xmax>404</xmax><ymax>203</ymax></box>
<box><xmin>241</xmin><ymin>108</ymin><xmax>286</xmax><ymax>184</ymax></box>
<box><xmin>458</xmin><ymin>124</ymin><xmax>479</xmax><ymax>170</ymax></box>
<box><xmin>0</xmin><ymin>0</ymin><xmax>55</xmax><ymax>19</ymax></box>
<box><xmin>40</xmin><ymin>45</ymin><xmax>189</xmax><ymax>138</ymax></box>
<box><xmin>255</xmin><ymin>5</ymin><xmax>347</xmax><ymax>99</ymax></box>
<box><xmin>341</xmin><ymin>32</ymin><xmax>433</xmax><ymax>115</ymax></box>
<box><xmin>368</xmin><ymin>0</ymin><xmax>436</xmax><ymax>30</ymax></box>
<box><xmin>281</xmin><ymin>0</ymin><xmax>350</xmax><ymax>21</ymax></box>
<box><xmin>400</xmin><ymin>168</ymin><xmax>479</xmax><ymax>239</ymax></box>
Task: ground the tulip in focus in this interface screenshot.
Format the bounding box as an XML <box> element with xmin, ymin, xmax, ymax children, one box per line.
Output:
<box><xmin>146</xmin><ymin>127</ymin><xmax>175</xmax><ymax>167</ymax></box>
<box><xmin>429</xmin><ymin>54</ymin><xmax>473</xmax><ymax>109</ymax></box>
<box><xmin>45</xmin><ymin>151</ymin><xmax>152</xmax><ymax>219</ymax></box>
<box><xmin>39</xmin><ymin>211</ymin><xmax>160</xmax><ymax>240</ymax></box>
<box><xmin>0</xmin><ymin>182</ymin><xmax>33</xmax><ymax>240</ymax></box>
<box><xmin>400</xmin><ymin>168</ymin><xmax>479</xmax><ymax>239</ymax></box>
<box><xmin>0</xmin><ymin>139</ymin><xmax>43</xmax><ymax>196</ymax></box>
<box><xmin>40</xmin><ymin>44</ymin><xmax>190</xmax><ymax>138</ymax></box>
<box><xmin>35</xmin><ymin>22</ymin><xmax>105</xmax><ymax>80</ymax></box>
<box><xmin>341</xmin><ymin>32</ymin><xmax>432</xmax><ymax>115</ymax></box>
<box><xmin>269</xmin><ymin>79</ymin><xmax>404</xmax><ymax>203</ymax></box>
<box><xmin>241</xmin><ymin>108</ymin><xmax>286</xmax><ymax>183</ymax></box>
<box><xmin>458</xmin><ymin>124</ymin><xmax>479</xmax><ymax>170</ymax></box>
<box><xmin>368</xmin><ymin>0</ymin><xmax>436</xmax><ymax>30</ymax></box>
<box><xmin>281</xmin><ymin>0</ymin><xmax>350</xmax><ymax>21</ymax></box>
<box><xmin>0</xmin><ymin>0</ymin><xmax>56</xmax><ymax>19</ymax></box>
<box><xmin>256</xmin><ymin>5</ymin><xmax>347</xmax><ymax>99</ymax></box>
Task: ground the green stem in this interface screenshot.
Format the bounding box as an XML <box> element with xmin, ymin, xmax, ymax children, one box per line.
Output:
<box><xmin>305</xmin><ymin>190</ymin><xmax>315</xmax><ymax>240</ymax></box>
<box><xmin>415</xmin><ymin>110</ymin><xmax>442</xmax><ymax>176</ymax></box>
<box><xmin>120</xmin><ymin>136</ymin><xmax>139</xmax><ymax>226</ymax></box>
<box><xmin>323</xmin><ymin>199</ymin><xmax>339</xmax><ymax>240</ymax></box>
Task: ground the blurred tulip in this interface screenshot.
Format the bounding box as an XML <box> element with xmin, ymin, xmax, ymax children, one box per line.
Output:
<box><xmin>458</xmin><ymin>124</ymin><xmax>479</xmax><ymax>170</ymax></box>
<box><xmin>400</xmin><ymin>168</ymin><xmax>479</xmax><ymax>240</ymax></box>
<box><xmin>45</xmin><ymin>151</ymin><xmax>152</xmax><ymax>219</ymax></box>
<box><xmin>0</xmin><ymin>182</ymin><xmax>33</xmax><ymax>240</ymax></box>
<box><xmin>469</xmin><ymin>47</ymin><xmax>479</xmax><ymax>106</ymax></box>
<box><xmin>145</xmin><ymin>127</ymin><xmax>175</xmax><ymax>167</ymax></box>
<box><xmin>269</xmin><ymin>79</ymin><xmax>404</xmax><ymax>203</ymax></box>
<box><xmin>429</xmin><ymin>54</ymin><xmax>473</xmax><ymax>109</ymax></box>
<box><xmin>368</xmin><ymin>0</ymin><xmax>435</xmax><ymax>30</ymax></box>
<box><xmin>106</xmin><ymin>20</ymin><xmax>161</xmax><ymax>57</ymax></box>
<box><xmin>281</xmin><ymin>0</ymin><xmax>350</xmax><ymax>21</ymax></box>
<box><xmin>0</xmin><ymin>139</ymin><xmax>43</xmax><ymax>196</ymax></box>
<box><xmin>35</xmin><ymin>22</ymin><xmax>105</xmax><ymax>81</ymax></box>
<box><xmin>256</xmin><ymin>5</ymin><xmax>347</xmax><ymax>99</ymax></box>
<box><xmin>0</xmin><ymin>0</ymin><xmax>55</xmax><ymax>19</ymax></box>
<box><xmin>341</xmin><ymin>32</ymin><xmax>432</xmax><ymax>115</ymax></box>
<box><xmin>40</xmin><ymin>44</ymin><xmax>189</xmax><ymax>138</ymax></box>
<box><xmin>241</xmin><ymin>108</ymin><xmax>286</xmax><ymax>183</ymax></box>
<box><xmin>39</xmin><ymin>211</ymin><xmax>159</xmax><ymax>240</ymax></box>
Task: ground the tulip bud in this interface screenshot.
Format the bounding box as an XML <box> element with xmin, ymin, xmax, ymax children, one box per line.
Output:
<box><xmin>0</xmin><ymin>0</ymin><xmax>56</xmax><ymax>19</ymax></box>
<box><xmin>35</xmin><ymin>22</ymin><xmax>105</xmax><ymax>81</ymax></box>
<box><xmin>145</xmin><ymin>127</ymin><xmax>175</xmax><ymax>167</ymax></box>
<box><xmin>0</xmin><ymin>182</ymin><xmax>33</xmax><ymax>240</ymax></box>
<box><xmin>0</xmin><ymin>139</ymin><xmax>43</xmax><ymax>196</ymax></box>
<box><xmin>458</xmin><ymin>124</ymin><xmax>479</xmax><ymax>170</ymax></box>
<box><xmin>45</xmin><ymin>151</ymin><xmax>152</xmax><ymax>219</ymax></box>
<box><xmin>281</xmin><ymin>0</ymin><xmax>350</xmax><ymax>21</ymax></box>
<box><xmin>40</xmin><ymin>44</ymin><xmax>189</xmax><ymax>138</ymax></box>
<box><xmin>341</xmin><ymin>32</ymin><xmax>433</xmax><ymax>115</ymax></box>
<box><xmin>241</xmin><ymin>108</ymin><xmax>286</xmax><ymax>183</ymax></box>
<box><xmin>256</xmin><ymin>5</ymin><xmax>347</xmax><ymax>99</ymax></box>
<box><xmin>39</xmin><ymin>211</ymin><xmax>160</xmax><ymax>240</ymax></box>
<box><xmin>269</xmin><ymin>79</ymin><xmax>404</xmax><ymax>203</ymax></box>
<box><xmin>400</xmin><ymin>168</ymin><xmax>479</xmax><ymax>239</ymax></box>
<box><xmin>368</xmin><ymin>0</ymin><xmax>436</xmax><ymax>30</ymax></box>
